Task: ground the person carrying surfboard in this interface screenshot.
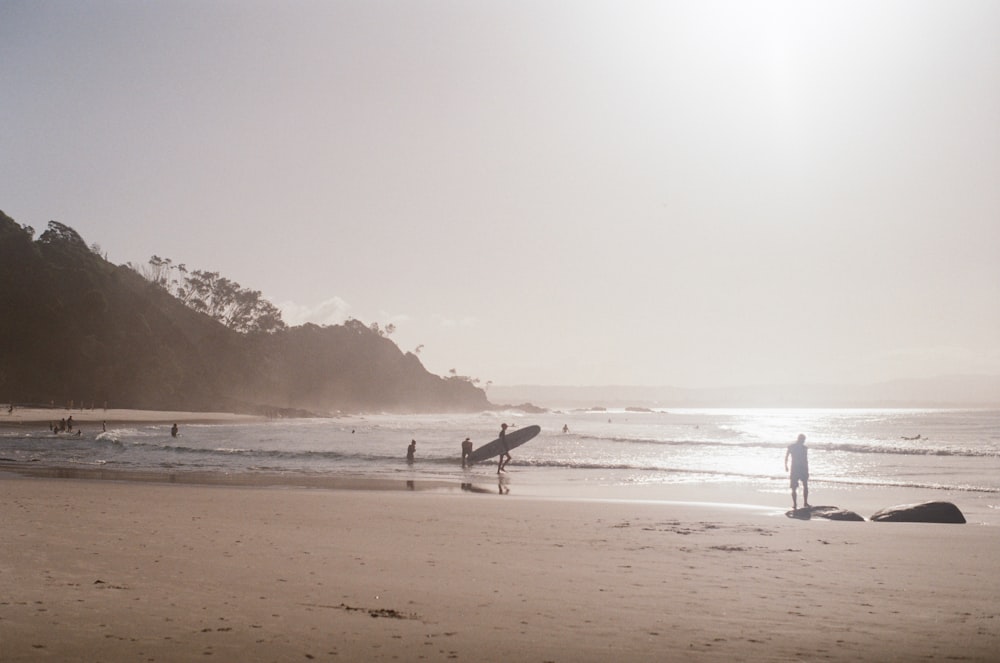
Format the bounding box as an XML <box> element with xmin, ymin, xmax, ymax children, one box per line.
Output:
<box><xmin>497</xmin><ymin>423</ymin><xmax>511</xmax><ymax>473</ymax></box>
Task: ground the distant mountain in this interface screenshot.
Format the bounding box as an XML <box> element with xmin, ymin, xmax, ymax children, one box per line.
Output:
<box><xmin>0</xmin><ymin>210</ymin><xmax>489</xmax><ymax>414</ymax></box>
<box><xmin>490</xmin><ymin>375</ymin><xmax>1000</xmax><ymax>409</ymax></box>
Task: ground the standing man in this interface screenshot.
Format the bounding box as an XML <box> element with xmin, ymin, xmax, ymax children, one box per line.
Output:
<box><xmin>461</xmin><ymin>437</ymin><xmax>473</xmax><ymax>467</ymax></box>
<box><xmin>497</xmin><ymin>423</ymin><xmax>511</xmax><ymax>474</ymax></box>
<box><xmin>406</xmin><ymin>439</ymin><xmax>416</xmax><ymax>463</ymax></box>
<box><xmin>784</xmin><ymin>434</ymin><xmax>810</xmax><ymax>510</ymax></box>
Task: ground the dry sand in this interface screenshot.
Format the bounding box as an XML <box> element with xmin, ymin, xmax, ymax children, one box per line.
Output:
<box><xmin>2</xmin><ymin>475</ymin><xmax>998</xmax><ymax>662</ymax></box>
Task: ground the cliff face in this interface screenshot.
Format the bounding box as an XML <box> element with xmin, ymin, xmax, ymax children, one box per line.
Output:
<box><xmin>0</xmin><ymin>211</ymin><xmax>490</xmax><ymax>414</ymax></box>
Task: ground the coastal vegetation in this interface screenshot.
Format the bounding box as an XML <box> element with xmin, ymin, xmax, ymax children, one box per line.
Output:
<box><xmin>128</xmin><ymin>255</ymin><xmax>286</xmax><ymax>334</ymax></box>
<box><xmin>0</xmin><ymin>210</ymin><xmax>490</xmax><ymax>414</ymax></box>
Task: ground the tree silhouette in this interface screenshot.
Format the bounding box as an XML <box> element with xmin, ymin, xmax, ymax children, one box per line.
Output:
<box><xmin>131</xmin><ymin>257</ymin><xmax>286</xmax><ymax>334</ymax></box>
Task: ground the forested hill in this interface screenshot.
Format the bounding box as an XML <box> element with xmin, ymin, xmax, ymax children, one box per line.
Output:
<box><xmin>0</xmin><ymin>211</ymin><xmax>490</xmax><ymax>414</ymax></box>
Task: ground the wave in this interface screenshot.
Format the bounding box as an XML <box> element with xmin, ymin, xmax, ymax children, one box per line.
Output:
<box><xmin>505</xmin><ymin>458</ymin><xmax>1000</xmax><ymax>494</ymax></box>
<box><xmin>813</xmin><ymin>476</ymin><xmax>1000</xmax><ymax>494</ymax></box>
<box><xmin>111</xmin><ymin>442</ymin><xmax>410</xmax><ymax>465</ymax></box>
<box><xmin>569</xmin><ymin>433</ymin><xmax>1000</xmax><ymax>458</ymax></box>
<box><xmin>84</xmin><ymin>431</ymin><xmax>1000</xmax><ymax>466</ymax></box>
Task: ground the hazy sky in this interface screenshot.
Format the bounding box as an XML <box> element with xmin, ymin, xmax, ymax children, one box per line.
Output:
<box><xmin>2</xmin><ymin>1</ymin><xmax>998</xmax><ymax>388</ymax></box>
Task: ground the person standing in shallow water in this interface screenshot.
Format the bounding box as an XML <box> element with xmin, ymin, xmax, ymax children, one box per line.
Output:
<box><xmin>406</xmin><ymin>439</ymin><xmax>416</xmax><ymax>463</ymax></box>
<box><xmin>461</xmin><ymin>437</ymin><xmax>473</xmax><ymax>467</ymax></box>
<box><xmin>497</xmin><ymin>423</ymin><xmax>511</xmax><ymax>474</ymax></box>
<box><xmin>785</xmin><ymin>434</ymin><xmax>810</xmax><ymax>510</ymax></box>
<box><xmin>170</xmin><ymin>423</ymin><xmax>178</xmax><ymax>438</ymax></box>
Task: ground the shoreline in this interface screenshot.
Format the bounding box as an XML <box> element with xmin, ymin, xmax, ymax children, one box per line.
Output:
<box><xmin>2</xmin><ymin>475</ymin><xmax>999</xmax><ymax>661</ymax></box>
<box><xmin>4</xmin><ymin>407</ymin><xmax>997</xmax><ymax>528</ymax></box>
<box><xmin>2</xmin><ymin>459</ymin><xmax>996</xmax><ymax>526</ymax></box>
<box><xmin>0</xmin><ymin>406</ymin><xmax>269</xmax><ymax>427</ymax></box>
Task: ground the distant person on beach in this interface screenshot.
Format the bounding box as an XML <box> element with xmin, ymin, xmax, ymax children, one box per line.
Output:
<box><xmin>562</xmin><ymin>424</ymin><xmax>569</xmax><ymax>433</ymax></box>
<box><xmin>170</xmin><ymin>423</ymin><xmax>178</xmax><ymax>438</ymax></box>
<box><xmin>497</xmin><ymin>423</ymin><xmax>511</xmax><ymax>474</ymax></box>
<box><xmin>67</xmin><ymin>415</ymin><xmax>74</xmax><ymax>431</ymax></box>
<box><xmin>407</xmin><ymin>439</ymin><xmax>416</xmax><ymax>463</ymax></box>
<box><xmin>785</xmin><ymin>434</ymin><xmax>810</xmax><ymax>510</ymax></box>
<box><xmin>461</xmin><ymin>437</ymin><xmax>473</xmax><ymax>467</ymax></box>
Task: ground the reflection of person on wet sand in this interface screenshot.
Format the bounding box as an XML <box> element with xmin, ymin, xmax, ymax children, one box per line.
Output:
<box><xmin>784</xmin><ymin>434</ymin><xmax>810</xmax><ymax>510</ymax></box>
<box><xmin>406</xmin><ymin>439</ymin><xmax>416</xmax><ymax>462</ymax></box>
<box><xmin>460</xmin><ymin>481</ymin><xmax>508</xmax><ymax>495</ymax></box>
<box><xmin>497</xmin><ymin>423</ymin><xmax>511</xmax><ymax>474</ymax></box>
<box><xmin>461</xmin><ymin>437</ymin><xmax>473</xmax><ymax>467</ymax></box>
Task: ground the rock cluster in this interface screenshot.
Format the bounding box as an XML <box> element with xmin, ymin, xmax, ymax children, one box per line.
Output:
<box><xmin>869</xmin><ymin>501</ymin><xmax>966</xmax><ymax>524</ymax></box>
<box><xmin>785</xmin><ymin>501</ymin><xmax>966</xmax><ymax>524</ymax></box>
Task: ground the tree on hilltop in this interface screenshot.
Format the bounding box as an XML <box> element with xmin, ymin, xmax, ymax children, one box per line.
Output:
<box><xmin>129</xmin><ymin>256</ymin><xmax>286</xmax><ymax>334</ymax></box>
<box><xmin>39</xmin><ymin>221</ymin><xmax>88</xmax><ymax>249</ymax></box>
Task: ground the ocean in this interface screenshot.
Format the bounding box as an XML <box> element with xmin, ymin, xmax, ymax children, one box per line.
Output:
<box><xmin>2</xmin><ymin>408</ymin><xmax>998</xmax><ymax>521</ymax></box>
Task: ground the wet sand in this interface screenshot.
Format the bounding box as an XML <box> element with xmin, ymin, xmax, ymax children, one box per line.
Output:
<box><xmin>2</xmin><ymin>474</ymin><xmax>998</xmax><ymax>662</ymax></box>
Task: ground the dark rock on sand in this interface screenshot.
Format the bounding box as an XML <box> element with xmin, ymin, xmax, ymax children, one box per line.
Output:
<box><xmin>785</xmin><ymin>505</ymin><xmax>865</xmax><ymax>521</ymax></box>
<box><xmin>869</xmin><ymin>501</ymin><xmax>966</xmax><ymax>524</ymax></box>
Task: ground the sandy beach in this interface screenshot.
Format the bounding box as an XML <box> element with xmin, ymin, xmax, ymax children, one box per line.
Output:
<box><xmin>2</xmin><ymin>473</ymin><xmax>998</xmax><ymax>662</ymax></box>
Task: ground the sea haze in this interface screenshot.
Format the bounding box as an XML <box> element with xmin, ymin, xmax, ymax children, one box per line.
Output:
<box><xmin>488</xmin><ymin>375</ymin><xmax>1000</xmax><ymax>409</ymax></box>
